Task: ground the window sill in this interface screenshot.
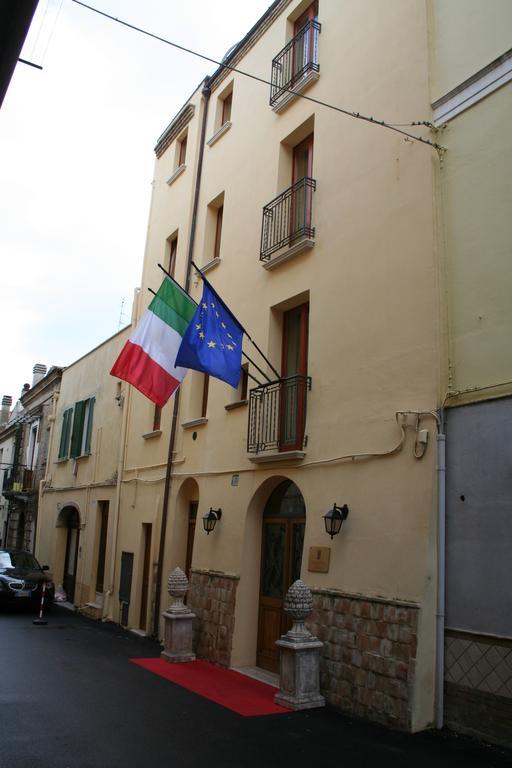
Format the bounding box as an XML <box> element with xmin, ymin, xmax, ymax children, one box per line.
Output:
<box><xmin>142</xmin><ymin>429</ymin><xmax>162</xmax><ymax>440</ymax></box>
<box><xmin>248</xmin><ymin>450</ymin><xmax>306</xmax><ymax>464</ymax></box>
<box><xmin>207</xmin><ymin>121</ymin><xmax>232</xmax><ymax>147</ymax></box>
<box><xmin>262</xmin><ymin>237</ymin><xmax>315</xmax><ymax>270</ymax></box>
<box><xmin>55</xmin><ymin>457</ymin><xmax>68</xmax><ymax>464</ymax></box>
<box><xmin>182</xmin><ymin>417</ymin><xmax>208</xmax><ymax>430</ymax></box>
<box><xmin>199</xmin><ymin>257</ymin><xmax>221</xmax><ymax>274</ymax></box>
<box><xmin>272</xmin><ymin>70</ymin><xmax>320</xmax><ymax>114</ymax></box>
<box><xmin>225</xmin><ymin>399</ymin><xmax>248</xmax><ymax>412</ymax></box>
<box><xmin>166</xmin><ymin>164</ymin><xmax>186</xmax><ymax>186</ymax></box>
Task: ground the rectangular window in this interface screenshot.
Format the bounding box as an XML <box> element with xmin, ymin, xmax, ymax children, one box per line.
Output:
<box><xmin>178</xmin><ymin>133</ymin><xmax>187</xmax><ymax>166</ymax></box>
<box><xmin>214</xmin><ymin>205</ymin><xmax>223</xmax><ymax>261</ymax></box>
<box><xmin>58</xmin><ymin>408</ymin><xmax>74</xmax><ymax>459</ymax></box>
<box><xmin>153</xmin><ymin>405</ymin><xmax>162</xmax><ymax>432</ymax></box>
<box><xmin>26</xmin><ymin>422</ymin><xmax>39</xmax><ymax>470</ymax></box>
<box><xmin>222</xmin><ymin>91</ymin><xmax>232</xmax><ymax>124</ymax></box>
<box><xmin>201</xmin><ymin>375</ymin><xmax>209</xmax><ymax>418</ymax></box>
<box><xmin>238</xmin><ymin>363</ymin><xmax>248</xmax><ymax>401</ymax></box>
<box><xmin>70</xmin><ymin>397</ymin><xmax>95</xmax><ymax>458</ymax></box>
<box><xmin>167</xmin><ymin>235</ymin><xmax>178</xmax><ymax>277</ymax></box>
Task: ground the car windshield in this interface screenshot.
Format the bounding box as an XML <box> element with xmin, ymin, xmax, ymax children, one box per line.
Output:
<box><xmin>0</xmin><ymin>551</ymin><xmax>41</xmax><ymax>570</ymax></box>
<box><xmin>0</xmin><ymin>552</ymin><xmax>13</xmax><ymax>568</ymax></box>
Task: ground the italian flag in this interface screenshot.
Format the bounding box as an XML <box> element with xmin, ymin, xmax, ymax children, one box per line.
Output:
<box><xmin>111</xmin><ymin>277</ymin><xmax>196</xmax><ymax>407</ymax></box>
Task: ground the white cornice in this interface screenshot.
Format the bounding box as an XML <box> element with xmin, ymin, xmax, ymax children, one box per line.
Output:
<box><xmin>432</xmin><ymin>48</ymin><xmax>512</xmax><ymax>125</ymax></box>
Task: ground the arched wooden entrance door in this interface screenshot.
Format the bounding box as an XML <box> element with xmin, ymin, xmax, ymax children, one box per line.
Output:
<box><xmin>61</xmin><ymin>507</ymin><xmax>80</xmax><ymax>603</ymax></box>
<box><xmin>257</xmin><ymin>480</ymin><xmax>306</xmax><ymax>672</ymax></box>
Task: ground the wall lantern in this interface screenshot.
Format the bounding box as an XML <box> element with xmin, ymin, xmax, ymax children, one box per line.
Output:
<box><xmin>203</xmin><ymin>507</ymin><xmax>222</xmax><ymax>535</ymax></box>
<box><xmin>323</xmin><ymin>504</ymin><xmax>349</xmax><ymax>539</ymax></box>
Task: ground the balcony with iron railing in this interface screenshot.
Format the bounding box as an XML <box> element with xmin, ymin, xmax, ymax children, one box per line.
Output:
<box><xmin>260</xmin><ymin>176</ymin><xmax>316</xmax><ymax>266</ymax></box>
<box><xmin>2</xmin><ymin>467</ymin><xmax>40</xmax><ymax>495</ymax></box>
<box><xmin>247</xmin><ymin>374</ymin><xmax>311</xmax><ymax>460</ymax></box>
<box><xmin>270</xmin><ymin>19</ymin><xmax>321</xmax><ymax>111</ymax></box>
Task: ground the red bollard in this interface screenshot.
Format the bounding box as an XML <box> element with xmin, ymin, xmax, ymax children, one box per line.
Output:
<box><xmin>33</xmin><ymin>581</ymin><xmax>48</xmax><ymax>625</ymax></box>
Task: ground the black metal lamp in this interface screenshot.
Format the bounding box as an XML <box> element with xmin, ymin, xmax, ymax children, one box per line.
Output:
<box><xmin>323</xmin><ymin>504</ymin><xmax>349</xmax><ymax>539</ymax></box>
<box><xmin>203</xmin><ymin>507</ymin><xmax>222</xmax><ymax>535</ymax></box>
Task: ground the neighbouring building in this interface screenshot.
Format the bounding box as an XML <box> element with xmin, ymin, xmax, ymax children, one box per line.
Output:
<box><xmin>0</xmin><ymin>395</ymin><xmax>15</xmax><ymax>545</ymax></box>
<box><xmin>111</xmin><ymin>0</ymin><xmax>441</xmax><ymax>733</ymax></box>
<box><xmin>1</xmin><ymin>365</ymin><xmax>62</xmax><ymax>552</ymax></box>
<box><xmin>428</xmin><ymin>1</ymin><xmax>512</xmax><ymax>748</ymax></box>
<box><xmin>36</xmin><ymin>327</ymin><xmax>131</xmax><ymax>614</ymax></box>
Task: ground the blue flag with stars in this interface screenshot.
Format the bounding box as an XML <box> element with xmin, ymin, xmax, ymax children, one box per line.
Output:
<box><xmin>175</xmin><ymin>279</ymin><xmax>244</xmax><ymax>388</ymax></box>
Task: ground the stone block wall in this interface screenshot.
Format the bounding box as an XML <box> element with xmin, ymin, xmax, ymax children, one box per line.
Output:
<box><xmin>308</xmin><ymin>589</ymin><xmax>419</xmax><ymax>729</ymax></box>
<box><xmin>189</xmin><ymin>568</ymin><xmax>239</xmax><ymax>666</ymax></box>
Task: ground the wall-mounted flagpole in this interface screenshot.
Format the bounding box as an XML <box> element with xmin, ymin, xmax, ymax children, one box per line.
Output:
<box><xmin>190</xmin><ymin>260</ymin><xmax>281</xmax><ymax>380</ymax></box>
<box><xmin>149</xmin><ymin>281</ymin><xmax>266</xmax><ymax>386</ymax></box>
<box><xmin>155</xmin><ymin>264</ymin><xmax>271</xmax><ymax>384</ymax></box>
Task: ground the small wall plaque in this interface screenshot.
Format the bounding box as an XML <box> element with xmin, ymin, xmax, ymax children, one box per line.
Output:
<box><xmin>308</xmin><ymin>546</ymin><xmax>331</xmax><ymax>573</ymax></box>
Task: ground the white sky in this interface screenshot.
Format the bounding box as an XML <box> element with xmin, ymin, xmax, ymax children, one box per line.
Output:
<box><xmin>0</xmin><ymin>0</ymin><xmax>271</xmax><ymax>403</ymax></box>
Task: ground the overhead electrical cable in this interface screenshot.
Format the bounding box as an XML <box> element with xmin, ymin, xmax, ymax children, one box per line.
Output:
<box><xmin>71</xmin><ymin>0</ymin><xmax>445</xmax><ymax>152</ymax></box>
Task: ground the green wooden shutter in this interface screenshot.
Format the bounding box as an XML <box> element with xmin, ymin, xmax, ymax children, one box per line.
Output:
<box><xmin>70</xmin><ymin>401</ymin><xmax>86</xmax><ymax>458</ymax></box>
<box><xmin>84</xmin><ymin>397</ymin><xmax>95</xmax><ymax>454</ymax></box>
<box><xmin>58</xmin><ymin>408</ymin><xmax>73</xmax><ymax>459</ymax></box>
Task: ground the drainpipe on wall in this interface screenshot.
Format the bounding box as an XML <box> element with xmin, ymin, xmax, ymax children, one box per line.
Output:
<box><xmin>435</xmin><ymin>410</ymin><xmax>446</xmax><ymax>729</ymax></box>
<box><xmin>152</xmin><ymin>77</ymin><xmax>211</xmax><ymax>638</ymax></box>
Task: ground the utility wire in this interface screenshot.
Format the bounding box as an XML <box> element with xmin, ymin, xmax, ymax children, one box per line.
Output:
<box><xmin>71</xmin><ymin>0</ymin><xmax>445</xmax><ymax>152</ymax></box>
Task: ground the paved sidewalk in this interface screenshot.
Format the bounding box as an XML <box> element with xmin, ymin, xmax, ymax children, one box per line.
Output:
<box><xmin>1</xmin><ymin>606</ymin><xmax>510</xmax><ymax>768</ymax></box>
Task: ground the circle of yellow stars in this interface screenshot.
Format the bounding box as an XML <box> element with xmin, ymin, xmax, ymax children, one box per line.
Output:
<box><xmin>195</xmin><ymin>300</ymin><xmax>238</xmax><ymax>352</ymax></box>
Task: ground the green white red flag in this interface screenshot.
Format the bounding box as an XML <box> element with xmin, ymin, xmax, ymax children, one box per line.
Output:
<box><xmin>110</xmin><ymin>277</ymin><xmax>196</xmax><ymax>406</ymax></box>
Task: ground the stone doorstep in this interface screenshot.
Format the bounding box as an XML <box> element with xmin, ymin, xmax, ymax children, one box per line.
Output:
<box><xmin>233</xmin><ymin>665</ymin><xmax>279</xmax><ymax>689</ymax></box>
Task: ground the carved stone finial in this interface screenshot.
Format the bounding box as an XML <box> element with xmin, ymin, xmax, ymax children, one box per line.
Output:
<box><xmin>283</xmin><ymin>579</ymin><xmax>313</xmax><ymax>639</ymax></box>
<box><xmin>167</xmin><ymin>567</ymin><xmax>189</xmax><ymax>613</ymax></box>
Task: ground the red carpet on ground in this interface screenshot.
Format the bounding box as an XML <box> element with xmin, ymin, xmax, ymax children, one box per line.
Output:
<box><xmin>130</xmin><ymin>658</ymin><xmax>289</xmax><ymax>717</ymax></box>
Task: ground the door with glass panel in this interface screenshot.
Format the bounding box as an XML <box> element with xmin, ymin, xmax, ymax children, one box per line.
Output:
<box><xmin>292</xmin><ymin>1</ymin><xmax>319</xmax><ymax>83</ymax></box>
<box><xmin>279</xmin><ymin>303</ymin><xmax>309</xmax><ymax>451</ymax></box>
<box><xmin>290</xmin><ymin>134</ymin><xmax>314</xmax><ymax>244</ymax></box>
<box><xmin>257</xmin><ymin>481</ymin><xmax>306</xmax><ymax>672</ymax></box>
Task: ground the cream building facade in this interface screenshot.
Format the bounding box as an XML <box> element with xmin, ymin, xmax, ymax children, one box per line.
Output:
<box><xmin>36</xmin><ymin>328</ymin><xmax>130</xmax><ymax>616</ymax></box>
<box><xmin>33</xmin><ymin>0</ymin><xmax>511</xmax><ymax>741</ymax></box>
<box><xmin>428</xmin><ymin>1</ymin><xmax>512</xmax><ymax>748</ymax></box>
<box><xmin>113</xmin><ymin>0</ymin><xmax>442</xmax><ymax>732</ymax></box>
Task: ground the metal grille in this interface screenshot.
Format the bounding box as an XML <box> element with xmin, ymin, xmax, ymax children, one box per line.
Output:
<box><xmin>270</xmin><ymin>20</ymin><xmax>321</xmax><ymax>107</ymax></box>
<box><xmin>260</xmin><ymin>177</ymin><xmax>316</xmax><ymax>261</ymax></box>
<box><xmin>445</xmin><ymin>631</ymin><xmax>512</xmax><ymax>699</ymax></box>
<box><xmin>247</xmin><ymin>375</ymin><xmax>311</xmax><ymax>453</ymax></box>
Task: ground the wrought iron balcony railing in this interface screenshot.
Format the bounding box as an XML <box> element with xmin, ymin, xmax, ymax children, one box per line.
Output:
<box><xmin>260</xmin><ymin>176</ymin><xmax>316</xmax><ymax>261</ymax></box>
<box><xmin>2</xmin><ymin>467</ymin><xmax>36</xmax><ymax>494</ymax></box>
<box><xmin>270</xmin><ymin>19</ymin><xmax>321</xmax><ymax>108</ymax></box>
<box><xmin>247</xmin><ymin>374</ymin><xmax>311</xmax><ymax>454</ymax></box>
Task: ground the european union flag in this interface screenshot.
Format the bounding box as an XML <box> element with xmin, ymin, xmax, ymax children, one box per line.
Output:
<box><xmin>175</xmin><ymin>279</ymin><xmax>244</xmax><ymax>388</ymax></box>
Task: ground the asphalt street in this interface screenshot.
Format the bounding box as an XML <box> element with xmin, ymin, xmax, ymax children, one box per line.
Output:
<box><xmin>1</xmin><ymin>605</ymin><xmax>510</xmax><ymax>768</ymax></box>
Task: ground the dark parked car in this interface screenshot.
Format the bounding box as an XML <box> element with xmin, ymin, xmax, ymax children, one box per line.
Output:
<box><xmin>0</xmin><ymin>549</ymin><xmax>54</xmax><ymax>609</ymax></box>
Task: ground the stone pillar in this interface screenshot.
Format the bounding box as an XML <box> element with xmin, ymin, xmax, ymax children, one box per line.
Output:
<box><xmin>161</xmin><ymin>567</ymin><xmax>196</xmax><ymax>663</ymax></box>
<box><xmin>274</xmin><ymin>580</ymin><xmax>325</xmax><ymax>711</ymax></box>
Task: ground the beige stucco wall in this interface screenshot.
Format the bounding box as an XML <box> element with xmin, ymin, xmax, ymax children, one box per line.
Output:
<box><xmin>118</xmin><ymin>0</ymin><xmax>440</xmax><ymax>730</ymax></box>
<box><xmin>428</xmin><ymin>0</ymin><xmax>512</xmax><ymax>100</ymax></box>
<box><xmin>428</xmin><ymin>1</ymin><xmax>512</xmax><ymax>402</ymax></box>
<box><xmin>37</xmin><ymin>327</ymin><xmax>130</xmax><ymax>607</ymax></box>
<box><xmin>440</xmin><ymin>86</ymin><xmax>512</xmax><ymax>398</ymax></box>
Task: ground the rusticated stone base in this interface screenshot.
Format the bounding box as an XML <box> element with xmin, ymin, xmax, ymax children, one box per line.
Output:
<box><xmin>307</xmin><ymin>589</ymin><xmax>419</xmax><ymax>730</ymax></box>
<box><xmin>188</xmin><ymin>569</ymin><xmax>239</xmax><ymax>667</ymax></box>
